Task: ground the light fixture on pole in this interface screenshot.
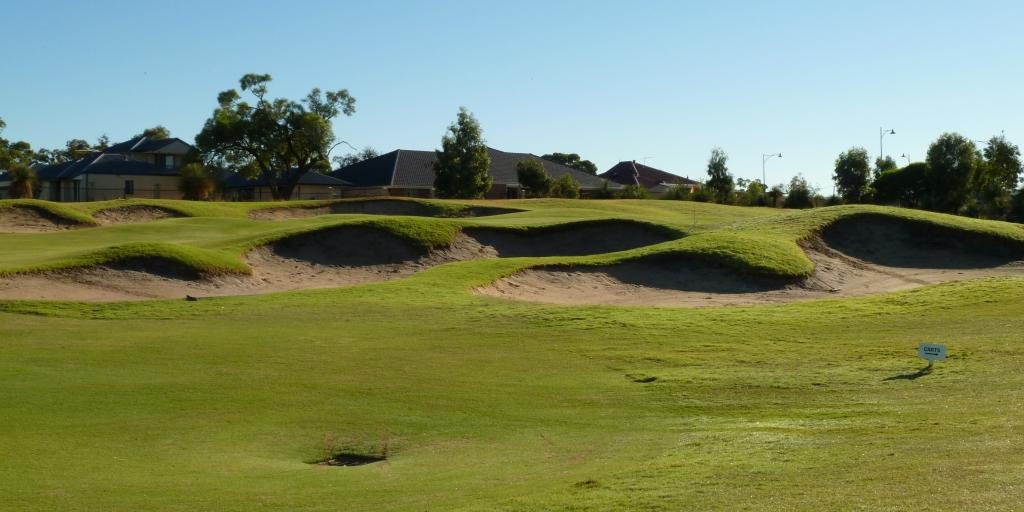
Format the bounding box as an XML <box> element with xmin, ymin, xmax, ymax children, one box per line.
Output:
<box><xmin>879</xmin><ymin>127</ymin><xmax>895</xmax><ymax>161</ymax></box>
<box><xmin>900</xmin><ymin>153</ymin><xmax>911</xmax><ymax>164</ymax></box>
<box><xmin>762</xmin><ymin>153</ymin><xmax>782</xmax><ymax>186</ymax></box>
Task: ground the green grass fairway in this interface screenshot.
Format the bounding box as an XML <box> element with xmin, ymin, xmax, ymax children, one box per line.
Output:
<box><xmin>1</xmin><ymin>198</ymin><xmax>1023</xmax><ymax>511</ymax></box>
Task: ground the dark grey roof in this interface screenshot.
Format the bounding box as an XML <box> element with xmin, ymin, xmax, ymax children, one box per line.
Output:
<box><xmin>334</xmin><ymin>147</ymin><xmax>619</xmax><ymax>190</ymax></box>
<box><xmin>223</xmin><ymin>170</ymin><xmax>351</xmax><ymax>188</ymax></box>
<box><xmin>35</xmin><ymin>153</ymin><xmax>178</xmax><ymax>180</ymax></box>
<box><xmin>34</xmin><ymin>136</ymin><xmax>198</xmax><ymax>181</ymax></box>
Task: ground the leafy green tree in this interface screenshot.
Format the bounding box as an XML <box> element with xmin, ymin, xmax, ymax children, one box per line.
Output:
<box><xmin>178</xmin><ymin>163</ymin><xmax>216</xmax><ymax>200</ymax></box>
<box><xmin>874</xmin><ymin>155</ymin><xmax>897</xmax><ymax>179</ymax></box>
<box><xmin>968</xmin><ymin>136</ymin><xmax>1023</xmax><ymax>218</ymax></box>
<box><xmin>783</xmin><ymin>174</ymin><xmax>814</xmax><ymax>209</ymax></box>
<box><xmin>766</xmin><ymin>185</ymin><xmax>785</xmax><ymax>207</ymax></box>
<box><xmin>979</xmin><ymin>135</ymin><xmax>1022</xmax><ymax>193</ymax></box>
<box><xmin>0</xmin><ymin>118</ymin><xmax>40</xmax><ymax>171</ymax></box>
<box><xmin>704</xmin><ymin>148</ymin><xmax>733</xmax><ymax>203</ymax></box>
<box><xmin>433</xmin><ymin>107</ymin><xmax>492</xmax><ymax>199</ymax></box>
<box><xmin>137</xmin><ymin>126</ymin><xmax>171</xmax><ymax>139</ymax></box>
<box><xmin>549</xmin><ymin>173</ymin><xmax>580</xmax><ymax>199</ymax></box>
<box><xmin>833</xmin><ymin>147</ymin><xmax>871</xmax><ymax>203</ymax></box>
<box><xmin>333</xmin><ymin>147</ymin><xmax>379</xmax><ymax>168</ymax></box>
<box><xmin>515</xmin><ymin>159</ymin><xmax>551</xmax><ymax>197</ymax></box>
<box><xmin>540</xmin><ymin>152</ymin><xmax>598</xmax><ymax>175</ymax></box>
<box><xmin>873</xmin><ymin>163</ymin><xmax>929</xmax><ymax>207</ymax></box>
<box><xmin>196</xmin><ymin>73</ymin><xmax>355</xmax><ymax>200</ymax></box>
<box><xmin>925</xmin><ymin>132</ymin><xmax>977</xmax><ymax>212</ymax></box>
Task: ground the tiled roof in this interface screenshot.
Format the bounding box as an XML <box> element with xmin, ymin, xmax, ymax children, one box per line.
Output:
<box><xmin>223</xmin><ymin>170</ymin><xmax>351</xmax><ymax>188</ymax></box>
<box><xmin>103</xmin><ymin>136</ymin><xmax>190</xmax><ymax>154</ymax></box>
<box><xmin>334</xmin><ymin>147</ymin><xmax>620</xmax><ymax>190</ymax></box>
<box><xmin>35</xmin><ymin>153</ymin><xmax>178</xmax><ymax>179</ymax></box>
<box><xmin>600</xmin><ymin>161</ymin><xmax>700</xmax><ymax>189</ymax></box>
<box><xmin>34</xmin><ymin>136</ymin><xmax>197</xmax><ymax>180</ymax></box>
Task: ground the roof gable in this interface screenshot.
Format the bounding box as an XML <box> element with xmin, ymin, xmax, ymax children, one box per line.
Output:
<box><xmin>334</xmin><ymin>147</ymin><xmax>620</xmax><ymax>190</ymax></box>
<box><xmin>599</xmin><ymin>161</ymin><xmax>699</xmax><ymax>188</ymax></box>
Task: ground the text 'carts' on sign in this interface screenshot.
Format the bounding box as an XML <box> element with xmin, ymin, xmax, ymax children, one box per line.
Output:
<box><xmin>918</xmin><ymin>343</ymin><xmax>947</xmax><ymax>362</ymax></box>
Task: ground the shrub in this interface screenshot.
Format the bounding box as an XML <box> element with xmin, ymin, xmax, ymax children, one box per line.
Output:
<box><xmin>7</xmin><ymin>164</ymin><xmax>35</xmax><ymax>199</ymax></box>
<box><xmin>549</xmin><ymin>173</ymin><xmax>580</xmax><ymax>199</ymax></box>
<box><xmin>178</xmin><ymin>163</ymin><xmax>216</xmax><ymax>200</ymax></box>
<box><xmin>690</xmin><ymin>187</ymin><xmax>712</xmax><ymax>202</ymax></box>
<box><xmin>592</xmin><ymin>180</ymin><xmax>617</xmax><ymax>199</ymax></box>
<box><xmin>619</xmin><ymin>184</ymin><xmax>650</xmax><ymax>199</ymax></box>
<box><xmin>662</xmin><ymin>185</ymin><xmax>692</xmax><ymax>201</ymax></box>
<box><xmin>515</xmin><ymin>159</ymin><xmax>551</xmax><ymax>198</ymax></box>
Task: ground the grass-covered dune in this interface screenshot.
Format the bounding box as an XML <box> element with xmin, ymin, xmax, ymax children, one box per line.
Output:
<box><xmin>1</xmin><ymin>198</ymin><xmax>1023</xmax><ymax>510</ymax></box>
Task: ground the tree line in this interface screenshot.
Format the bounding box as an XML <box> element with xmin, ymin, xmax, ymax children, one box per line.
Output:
<box><xmin>4</xmin><ymin>73</ymin><xmax>1023</xmax><ymax>218</ymax></box>
<box><xmin>833</xmin><ymin>133</ymin><xmax>1022</xmax><ymax>220</ymax></box>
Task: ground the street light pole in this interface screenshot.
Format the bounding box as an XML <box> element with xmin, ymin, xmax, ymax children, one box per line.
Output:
<box><xmin>762</xmin><ymin>153</ymin><xmax>782</xmax><ymax>186</ymax></box>
<box><xmin>900</xmin><ymin>153</ymin><xmax>911</xmax><ymax>165</ymax></box>
<box><xmin>879</xmin><ymin>127</ymin><xmax>895</xmax><ymax>162</ymax></box>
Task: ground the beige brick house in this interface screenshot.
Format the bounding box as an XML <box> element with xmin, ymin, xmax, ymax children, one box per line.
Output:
<box><xmin>34</xmin><ymin>136</ymin><xmax>195</xmax><ymax>202</ymax></box>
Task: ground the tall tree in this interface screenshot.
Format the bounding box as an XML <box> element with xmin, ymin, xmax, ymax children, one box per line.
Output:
<box><xmin>195</xmin><ymin>73</ymin><xmax>355</xmax><ymax>200</ymax></box>
<box><xmin>704</xmin><ymin>147</ymin><xmax>733</xmax><ymax>203</ymax></box>
<box><xmin>136</xmin><ymin>126</ymin><xmax>171</xmax><ymax>139</ymax></box>
<box><xmin>783</xmin><ymin>174</ymin><xmax>814</xmax><ymax>209</ymax></box>
<box><xmin>540</xmin><ymin>152</ymin><xmax>598</xmax><ymax>175</ymax></box>
<box><xmin>516</xmin><ymin>159</ymin><xmax>551</xmax><ymax>197</ymax></box>
<box><xmin>979</xmin><ymin>135</ymin><xmax>1022</xmax><ymax>192</ymax></box>
<box><xmin>0</xmin><ymin>117</ymin><xmax>40</xmax><ymax>171</ymax></box>
<box><xmin>925</xmin><ymin>132</ymin><xmax>977</xmax><ymax>212</ymax></box>
<box><xmin>333</xmin><ymin>147</ymin><xmax>379</xmax><ymax>168</ymax></box>
<box><xmin>833</xmin><ymin>147</ymin><xmax>871</xmax><ymax>203</ymax></box>
<box><xmin>433</xmin><ymin>107</ymin><xmax>492</xmax><ymax>199</ymax></box>
<box><xmin>873</xmin><ymin>155</ymin><xmax>897</xmax><ymax>179</ymax></box>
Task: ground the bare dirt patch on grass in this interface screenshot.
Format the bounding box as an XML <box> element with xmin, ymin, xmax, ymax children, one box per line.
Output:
<box><xmin>0</xmin><ymin>226</ymin><xmax>492</xmax><ymax>301</ymax></box>
<box><xmin>92</xmin><ymin>205</ymin><xmax>183</xmax><ymax>225</ymax></box>
<box><xmin>250</xmin><ymin>199</ymin><xmax>519</xmax><ymax>220</ymax></box>
<box><xmin>477</xmin><ymin>216</ymin><xmax>1024</xmax><ymax>307</ymax></box>
<box><xmin>462</xmin><ymin>220</ymin><xmax>679</xmax><ymax>257</ymax></box>
<box><xmin>0</xmin><ymin>206</ymin><xmax>80</xmax><ymax>233</ymax></box>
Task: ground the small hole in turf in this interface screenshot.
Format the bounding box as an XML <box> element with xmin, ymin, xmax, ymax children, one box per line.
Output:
<box><xmin>316</xmin><ymin>453</ymin><xmax>385</xmax><ymax>467</ymax></box>
<box><xmin>626</xmin><ymin>373</ymin><xmax>658</xmax><ymax>383</ymax></box>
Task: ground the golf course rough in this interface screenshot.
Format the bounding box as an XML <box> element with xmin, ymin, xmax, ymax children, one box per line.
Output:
<box><xmin>1</xmin><ymin>197</ymin><xmax>1023</xmax><ymax>510</ymax></box>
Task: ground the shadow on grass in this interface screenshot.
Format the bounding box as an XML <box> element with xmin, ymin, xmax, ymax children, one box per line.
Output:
<box><xmin>883</xmin><ymin>365</ymin><xmax>933</xmax><ymax>381</ymax></box>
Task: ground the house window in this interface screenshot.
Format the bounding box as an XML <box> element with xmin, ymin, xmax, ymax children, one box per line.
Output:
<box><xmin>124</xmin><ymin>180</ymin><xmax>135</xmax><ymax>195</ymax></box>
<box><xmin>164</xmin><ymin>155</ymin><xmax>175</xmax><ymax>169</ymax></box>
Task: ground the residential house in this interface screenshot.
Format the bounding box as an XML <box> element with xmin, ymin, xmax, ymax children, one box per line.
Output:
<box><xmin>333</xmin><ymin>147</ymin><xmax>620</xmax><ymax>198</ymax></box>
<box><xmin>0</xmin><ymin>171</ymin><xmax>9</xmax><ymax>199</ymax></box>
<box><xmin>600</xmin><ymin>160</ymin><xmax>700</xmax><ymax>196</ymax></box>
<box><xmin>34</xmin><ymin>136</ymin><xmax>195</xmax><ymax>201</ymax></box>
<box><xmin>222</xmin><ymin>171</ymin><xmax>351</xmax><ymax>201</ymax></box>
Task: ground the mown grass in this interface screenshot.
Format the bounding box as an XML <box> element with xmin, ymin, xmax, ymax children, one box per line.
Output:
<box><xmin>1</xmin><ymin>199</ymin><xmax>1023</xmax><ymax>510</ymax></box>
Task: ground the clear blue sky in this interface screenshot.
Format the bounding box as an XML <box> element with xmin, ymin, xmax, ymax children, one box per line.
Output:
<box><xmin>3</xmin><ymin>0</ymin><xmax>1021</xmax><ymax>191</ymax></box>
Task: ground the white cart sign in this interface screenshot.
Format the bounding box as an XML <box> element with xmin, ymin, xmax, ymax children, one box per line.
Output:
<box><xmin>918</xmin><ymin>343</ymin><xmax>947</xmax><ymax>362</ymax></box>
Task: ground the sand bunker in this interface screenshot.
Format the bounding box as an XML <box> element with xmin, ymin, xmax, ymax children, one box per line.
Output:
<box><xmin>477</xmin><ymin>216</ymin><xmax>1024</xmax><ymax>307</ymax></box>
<box><xmin>251</xmin><ymin>199</ymin><xmax>519</xmax><ymax>220</ymax></box>
<box><xmin>0</xmin><ymin>206</ymin><xmax>80</xmax><ymax>233</ymax></box>
<box><xmin>462</xmin><ymin>221</ymin><xmax>679</xmax><ymax>257</ymax></box>
<box><xmin>92</xmin><ymin>206</ymin><xmax>182</xmax><ymax>225</ymax></box>
<box><xmin>0</xmin><ymin>226</ymin><xmax>492</xmax><ymax>301</ymax></box>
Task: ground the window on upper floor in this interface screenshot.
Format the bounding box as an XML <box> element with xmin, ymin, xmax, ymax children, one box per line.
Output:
<box><xmin>164</xmin><ymin>155</ymin><xmax>175</xmax><ymax>169</ymax></box>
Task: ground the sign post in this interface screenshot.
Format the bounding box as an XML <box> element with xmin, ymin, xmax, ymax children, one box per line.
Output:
<box><xmin>917</xmin><ymin>343</ymin><xmax>947</xmax><ymax>368</ymax></box>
